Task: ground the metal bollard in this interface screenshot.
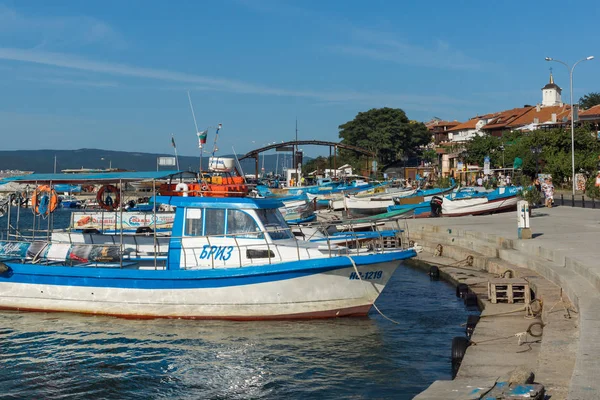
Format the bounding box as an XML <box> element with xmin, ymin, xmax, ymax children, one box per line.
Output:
<box><xmin>593</xmin><ymin>198</ymin><xmax>596</xmax><ymax>209</ymax></box>
<box><xmin>571</xmin><ymin>195</ymin><xmax>575</xmax><ymax>207</ymax></box>
<box><xmin>561</xmin><ymin>194</ymin><xmax>564</xmax><ymax>206</ymax></box>
<box><xmin>582</xmin><ymin>196</ymin><xmax>586</xmax><ymax>208</ymax></box>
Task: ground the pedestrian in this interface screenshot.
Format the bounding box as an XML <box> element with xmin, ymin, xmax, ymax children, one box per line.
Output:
<box><xmin>596</xmin><ymin>171</ymin><xmax>600</xmax><ymax>188</ymax></box>
<box><xmin>544</xmin><ymin>178</ymin><xmax>554</xmax><ymax>207</ymax></box>
<box><xmin>506</xmin><ymin>175</ymin><xmax>512</xmax><ymax>186</ymax></box>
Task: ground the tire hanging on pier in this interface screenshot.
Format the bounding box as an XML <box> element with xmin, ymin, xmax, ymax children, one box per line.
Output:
<box><xmin>451</xmin><ymin>336</ymin><xmax>470</xmax><ymax>378</ymax></box>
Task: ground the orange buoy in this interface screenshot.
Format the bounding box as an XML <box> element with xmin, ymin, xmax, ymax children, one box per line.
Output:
<box><xmin>96</xmin><ymin>184</ymin><xmax>120</xmax><ymax>210</ymax></box>
<box><xmin>31</xmin><ymin>185</ymin><xmax>59</xmax><ymax>215</ymax></box>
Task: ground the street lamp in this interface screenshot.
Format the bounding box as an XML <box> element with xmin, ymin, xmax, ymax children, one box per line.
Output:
<box><xmin>545</xmin><ymin>55</ymin><xmax>595</xmax><ymax>195</ymax></box>
<box><xmin>499</xmin><ymin>145</ymin><xmax>505</xmax><ymax>169</ymax></box>
<box><xmin>530</xmin><ymin>145</ymin><xmax>542</xmax><ymax>178</ymax></box>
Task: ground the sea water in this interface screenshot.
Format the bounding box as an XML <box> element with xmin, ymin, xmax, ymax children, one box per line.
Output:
<box><xmin>0</xmin><ymin>209</ymin><xmax>473</xmax><ymax>399</ymax></box>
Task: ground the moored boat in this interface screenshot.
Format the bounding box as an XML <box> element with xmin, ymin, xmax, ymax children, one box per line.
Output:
<box><xmin>0</xmin><ymin>172</ymin><xmax>416</xmax><ymax>320</ymax></box>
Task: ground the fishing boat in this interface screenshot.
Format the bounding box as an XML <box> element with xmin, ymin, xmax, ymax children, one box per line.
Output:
<box><xmin>388</xmin><ymin>186</ymin><xmax>519</xmax><ymax>218</ymax></box>
<box><xmin>344</xmin><ymin>186</ymin><xmax>454</xmax><ymax>216</ymax></box>
<box><xmin>58</xmin><ymin>195</ymin><xmax>82</xmax><ymax>209</ymax></box>
<box><xmin>0</xmin><ymin>171</ymin><xmax>416</xmax><ymax>320</ymax></box>
<box><xmin>438</xmin><ymin>186</ymin><xmax>520</xmax><ymax>217</ymax></box>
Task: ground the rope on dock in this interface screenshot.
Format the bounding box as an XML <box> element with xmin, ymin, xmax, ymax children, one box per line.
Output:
<box><xmin>345</xmin><ymin>255</ymin><xmax>401</xmax><ymax>325</ymax></box>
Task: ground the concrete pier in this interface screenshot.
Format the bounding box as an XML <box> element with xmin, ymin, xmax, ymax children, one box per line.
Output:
<box><xmin>407</xmin><ymin>206</ymin><xmax>600</xmax><ymax>399</ymax></box>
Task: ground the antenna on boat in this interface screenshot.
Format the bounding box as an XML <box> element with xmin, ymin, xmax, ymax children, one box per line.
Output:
<box><xmin>187</xmin><ymin>91</ymin><xmax>202</xmax><ymax>172</ymax></box>
<box><xmin>211</xmin><ymin>124</ymin><xmax>222</xmax><ymax>159</ymax></box>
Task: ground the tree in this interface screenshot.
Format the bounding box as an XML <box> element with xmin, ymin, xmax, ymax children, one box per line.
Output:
<box><xmin>338</xmin><ymin>108</ymin><xmax>431</xmax><ymax>166</ymax></box>
<box><xmin>579</xmin><ymin>92</ymin><xmax>600</xmax><ymax>110</ymax></box>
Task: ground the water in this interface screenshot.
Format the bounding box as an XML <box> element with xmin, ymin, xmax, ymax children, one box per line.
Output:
<box><xmin>0</xmin><ymin>209</ymin><xmax>475</xmax><ymax>399</ymax></box>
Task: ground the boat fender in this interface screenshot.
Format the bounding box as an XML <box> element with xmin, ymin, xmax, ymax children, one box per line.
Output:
<box><xmin>464</xmin><ymin>293</ymin><xmax>478</xmax><ymax>307</ymax></box>
<box><xmin>96</xmin><ymin>185</ymin><xmax>120</xmax><ymax>211</ymax></box>
<box><xmin>429</xmin><ymin>265</ymin><xmax>440</xmax><ymax>280</ymax></box>
<box><xmin>465</xmin><ymin>315</ymin><xmax>480</xmax><ymax>338</ymax></box>
<box><xmin>451</xmin><ymin>336</ymin><xmax>471</xmax><ymax>378</ymax></box>
<box><xmin>456</xmin><ymin>283</ymin><xmax>469</xmax><ymax>298</ymax></box>
<box><xmin>175</xmin><ymin>183</ymin><xmax>189</xmax><ymax>197</ymax></box>
<box><xmin>0</xmin><ymin>261</ymin><xmax>13</xmax><ymax>277</ymax></box>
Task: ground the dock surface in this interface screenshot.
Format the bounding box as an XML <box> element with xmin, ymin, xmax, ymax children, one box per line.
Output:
<box><xmin>406</xmin><ymin>206</ymin><xmax>600</xmax><ymax>399</ymax></box>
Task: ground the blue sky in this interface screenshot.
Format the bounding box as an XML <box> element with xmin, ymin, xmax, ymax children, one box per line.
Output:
<box><xmin>1</xmin><ymin>0</ymin><xmax>599</xmax><ymax>159</ymax></box>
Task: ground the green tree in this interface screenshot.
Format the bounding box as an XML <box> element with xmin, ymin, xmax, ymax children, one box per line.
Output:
<box><xmin>579</xmin><ymin>92</ymin><xmax>600</xmax><ymax>110</ymax></box>
<box><xmin>338</xmin><ymin>108</ymin><xmax>431</xmax><ymax>166</ymax></box>
<box><xmin>463</xmin><ymin>134</ymin><xmax>501</xmax><ymax>167</ymax></box>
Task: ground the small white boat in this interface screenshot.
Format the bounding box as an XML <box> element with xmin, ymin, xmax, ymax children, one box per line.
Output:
<box><xmin>440</xmin><ymin>186</ymin><xmax>520</xmax><ymax>217</ymax></box>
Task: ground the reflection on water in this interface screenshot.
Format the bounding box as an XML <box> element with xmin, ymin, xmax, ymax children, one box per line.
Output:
<box><xmin>0</xmin><ymin>210</ymin><xmax>472</xmax><ymax>399</ymax></box>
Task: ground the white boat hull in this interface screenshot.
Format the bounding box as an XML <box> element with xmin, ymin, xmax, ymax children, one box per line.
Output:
<box><xmin>441</xmin><ymin>196</ymin><xmax>518</xmax><ymax>216</ymax></box>
<box><xmin>0</xmin><ymin>259</ymin><xmax>402</xmax><ymax>319</ymax></box>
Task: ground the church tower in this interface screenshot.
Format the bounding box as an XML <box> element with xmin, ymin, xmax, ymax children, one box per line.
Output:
<box><xmin>541</xmin><ymin>71</ymin><xmax>562</xmax><ymax>107</ymax></box>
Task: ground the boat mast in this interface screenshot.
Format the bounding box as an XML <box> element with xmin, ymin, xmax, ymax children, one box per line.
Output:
<box><xmin>53</xmin><ymin>155</ymin><xmax>57</xmax><ymax>174</ymax></box>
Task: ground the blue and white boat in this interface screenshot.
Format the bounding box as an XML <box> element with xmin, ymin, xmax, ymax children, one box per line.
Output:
<box><xmin>0</xmin><ymin>172</ymin><xmax>416</xmax><ymax>320</ymax></box>
<box><xmin>388</xmin><ymin>186</ymin><xmax>519</xmax><ymax>218</ymax></box>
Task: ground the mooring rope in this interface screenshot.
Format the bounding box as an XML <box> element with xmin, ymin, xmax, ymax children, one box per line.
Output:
<box><xmin>345</xmin><ymin>255</ymin><xmax>400</xmax><ymax>325</ymax></box>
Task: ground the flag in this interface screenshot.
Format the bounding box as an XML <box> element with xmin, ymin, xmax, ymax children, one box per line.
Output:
<box><xmin>171</xmin><ymin>136</ymin><xmax>176</xmax><ymax>148</ymax></box>
<box><xmin>197</xmin><ymin>130</ymin><xmax>208</xmax><ymax>148</ymax></box>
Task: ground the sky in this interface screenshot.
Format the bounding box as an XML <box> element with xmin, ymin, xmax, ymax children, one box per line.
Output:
<box><xmin>1</xmin><ymin>0</ymin><xmax>599</xmax><ymax>160</ymax></box>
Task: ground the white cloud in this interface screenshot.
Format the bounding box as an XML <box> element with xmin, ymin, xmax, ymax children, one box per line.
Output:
<box><xmin>0</xmin><ymin>4</ymin><xmax>125</xmax><ymax>49</ymax></box>
<box><xmin>0</xmin><ymin>47</ymin><xmax>473</xmax><ymax>110</ymax></box>
<box><xmin>333</xmin><ymin>28</ymin><xmax>482</xmax><ymax>71</ymax></box>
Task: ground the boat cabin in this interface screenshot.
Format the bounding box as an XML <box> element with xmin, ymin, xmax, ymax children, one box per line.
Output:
<box><xmin>161</xmin><ymin>196</ymin><xmax>342</xmax><ymax>270</ymax></box>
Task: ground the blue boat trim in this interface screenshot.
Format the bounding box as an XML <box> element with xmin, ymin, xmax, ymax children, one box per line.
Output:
<box><xmin>2</xmin><ymin>249</ymin><xmax>416</xmax><ymax>289</ymax></box>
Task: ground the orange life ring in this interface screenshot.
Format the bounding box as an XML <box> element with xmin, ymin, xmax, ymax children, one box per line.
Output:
<box><xmin>31</xmin><ymin>185</ymin><xmax>58</xmax><ymax>215</ymax></box>
<box><xmin>201</xmin><ymin>184</ymin><xmax>209</xmax><ymax>191</ymax></box>
<box><xmin>96</xmin><ymin>184</ymin><xmax>120</xmax><ymax>210</ymax></box>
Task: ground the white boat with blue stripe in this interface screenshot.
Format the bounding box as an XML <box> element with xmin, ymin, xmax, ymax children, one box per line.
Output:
<box><xmin>0</xmin><ymin>191</ymin><xmax>416</xmax><ymax>320</ymax></box>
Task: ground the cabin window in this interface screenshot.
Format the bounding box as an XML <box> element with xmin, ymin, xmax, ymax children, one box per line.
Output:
<box><xmin>204</xmin><ymin>209</ymin><xmax>226</xmax><ymax>236</ymax></box>
<box><xmin>226</xmin><ymin>209</ymin><xmax>263</xmax><ymax>239</ymax></box>
<box><xmin>256</xmin><ymin>209</ymin><xmax>293</xmax><ymax>240</ymax></box>
<box><xmin>185</xmin><ymin>208</ymin><xmax>203</xmax><ymax>236</ymax></box>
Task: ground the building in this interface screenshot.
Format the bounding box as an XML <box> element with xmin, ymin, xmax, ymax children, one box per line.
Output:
<box><xmin>425</xmin><ymin>118</ymin><xmax>461</xmax><ymax>144</ymax></box>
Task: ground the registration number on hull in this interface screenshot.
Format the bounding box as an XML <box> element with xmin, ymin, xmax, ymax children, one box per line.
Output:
<box><xmin>349</xmin><ymin>270</ymin><xmax>383</xmax><ymax>280</ymax></box>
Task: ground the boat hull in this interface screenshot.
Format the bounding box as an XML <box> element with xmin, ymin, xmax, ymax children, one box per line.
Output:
<box><xmin>0</xmin><ymin>251</ymin><xmax>413</xmax><ymax>320</ymax></box>
<box><xmin>441</xmin><ymin>196</ymin><xmax>518</xmax><ymax>216</ymax></box>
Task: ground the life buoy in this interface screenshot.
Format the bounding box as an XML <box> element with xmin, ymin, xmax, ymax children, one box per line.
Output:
<box><xmin>201</xmin><ymin>184</ymin><xmax>209</xmax><ymax>191</ymax></box>
<box><xmin>31</xmin><ymin>185</ymin><xmax>59</xmax><ymax>215</ymax></box>
<box><xmin>96</xmin><ymin>184</ymin><xmax>120</xmax><ymax>210</ymax></box>
<box><xmin>175</xmin><ymin>183</ymin><xmax>189</xmax><ymax>197</ymax></box>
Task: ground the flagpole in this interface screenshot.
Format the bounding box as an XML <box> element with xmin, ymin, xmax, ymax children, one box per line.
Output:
<box><xmin>172</xmin><ymin>134</ymin><xmax>180</xmax><ymax>170</ymax></box>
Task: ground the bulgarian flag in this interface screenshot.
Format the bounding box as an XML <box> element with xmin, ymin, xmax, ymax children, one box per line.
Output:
<box><xmin>197</xmin><ymin>130</ymin><xmax>208</xmax><ymax>148</ymax></box>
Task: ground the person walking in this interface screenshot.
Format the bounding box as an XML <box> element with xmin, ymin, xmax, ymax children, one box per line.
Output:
<box><xmin>534</xmin><ymin>178</ymin><xmax>542</xmax><ymax>207</ymax></box>
<box><xmin>544</xmin><ymin>178</ymin><xmax>554</xmax><ymax>207</ymax></box>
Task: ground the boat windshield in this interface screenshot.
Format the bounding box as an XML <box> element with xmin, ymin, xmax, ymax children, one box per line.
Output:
<box><xmin>256</xmin><ymin>209</ymin><xmax>293</xmax><ymax>240</ymax></box>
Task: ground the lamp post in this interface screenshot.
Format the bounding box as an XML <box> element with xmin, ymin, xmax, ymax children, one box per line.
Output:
<box><xmin>499</xmin><ymin>145</ymin><xmax>505</xmax><ymax>169</ymax></box>
<box><xmin>530</xmin><ymin>145</ymin><xmax>542</xmax><ymax>178</ymax></box>
<box><xmin>545</xmin><ymin>56</ymin><xmax>595</xmax><ymax>195</ymax></box>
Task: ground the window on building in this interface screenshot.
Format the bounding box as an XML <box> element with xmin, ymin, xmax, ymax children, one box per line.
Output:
<box><xmin>185</xmin><ymin>208</ymin><xmax>203</xmax><ymax>236</ymax></box>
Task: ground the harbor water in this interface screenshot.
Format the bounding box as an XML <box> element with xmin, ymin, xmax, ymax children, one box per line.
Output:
<box><xmin>0</xmin><ymin>209</ymin><xmax>474</xmax><ymax>399</ymax></box>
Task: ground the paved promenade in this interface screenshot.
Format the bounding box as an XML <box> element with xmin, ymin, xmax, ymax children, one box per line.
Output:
<box><xmin>406</xmin><ymin>206</ymin><xmax>600</xmax><ymax>399</ymax></box>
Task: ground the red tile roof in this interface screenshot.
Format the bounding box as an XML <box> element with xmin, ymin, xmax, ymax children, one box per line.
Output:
<box><xmin>580</xmin><ymin>104</ymin><xmax>600</xmax><ymax>118</ymax></box>
<box><xmin>508</xmin><ymin>105</ymin><xmax>570</xmax><ymax>127</ymax></box>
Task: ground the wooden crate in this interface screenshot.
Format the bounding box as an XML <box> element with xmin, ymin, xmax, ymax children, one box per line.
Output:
<box><xmin>488</xmin><ymin>278</ymin><xmax>531</xmax><ymax>304</ymax></box>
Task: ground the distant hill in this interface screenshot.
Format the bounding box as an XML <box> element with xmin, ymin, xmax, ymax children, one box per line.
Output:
<box><xmin>0</xmin><ymin>148</ymin><xmax>300</xmax><ymax>176</ymax></box>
